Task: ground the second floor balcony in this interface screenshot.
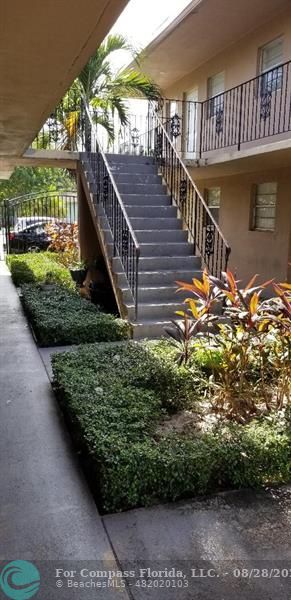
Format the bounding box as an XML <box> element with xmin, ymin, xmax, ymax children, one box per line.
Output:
<box><xmin>32</xmin><ymin>58</ymin><xmax>291</xmax><ymax>170</ymax></box>
<box><xmin>161</xmin><ymin>59</ymin><xmax>291</xmax><ymax>163</ymax></box>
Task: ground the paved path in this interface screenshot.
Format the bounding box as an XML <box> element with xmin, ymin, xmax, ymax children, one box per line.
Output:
<box><xmin>104</xmin><ymin>487</ymin><xmax>291</xmax><ymax>599</ymax></box>
<box><xmin>0</xmin><ymin>261</ymin><xmax>129</xmax><ymax>599</ymax></box>
<box><xmin>2</xmin><ymin>260</ymin><xmax>291</xmax><ymax>600</ymax></box>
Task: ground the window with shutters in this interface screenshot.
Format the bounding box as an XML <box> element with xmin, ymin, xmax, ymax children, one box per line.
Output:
<box><xmin>207</xmin><ymin>72</ymin><xmax>225</xmax><ymax>118</ymax></box>
<box><xmin>259</xmin><ymin>38</ymin><xmax>283</xmax><ymax>94</ymax></box>
<box><xmin>251</xmin><ymin>182</ymin><xmax>277</xmax><ymax>231</ymax></box>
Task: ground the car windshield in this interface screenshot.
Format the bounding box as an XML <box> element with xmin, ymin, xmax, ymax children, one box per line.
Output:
<box><xmin>23</xmin><ymin>224</ymin><xmax>46</xmax><ymax>234</ymax></box>
<box><xmin>14</xmin><ymin>217</ymin><xmax>57</xmax><ymax>232</ymax></box>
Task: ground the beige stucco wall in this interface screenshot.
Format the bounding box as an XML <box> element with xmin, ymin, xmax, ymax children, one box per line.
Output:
<box><xmin>192</xmin><ymin>167</ymin><xmax>291</xmax><ymax>284</ymax></box>
<box><xmin>165</xmin><ymin>7</ymin><xmax>291</xmax><ymax>100</ymax></box>
<box><xmin>161</xmin><ymin>9</ymin><xmax>291</xmax><ymax>284</ymax></box>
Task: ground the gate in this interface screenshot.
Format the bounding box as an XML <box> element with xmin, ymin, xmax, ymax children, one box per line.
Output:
<box><xmin>0</xmin><ymin>190</ymin><xmax>77</xmax><ymax>255</ymax></box>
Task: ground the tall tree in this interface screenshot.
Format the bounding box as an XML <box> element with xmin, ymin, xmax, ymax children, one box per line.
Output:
<box><xmin>52</xmin><ymin>34</ymin><xmax>160</xmax><ymax>149</ymax></box>
<box><xmin>0</xmin><ymin>167</ymin><xmax>75</xmax><ymax>203</ymax></box>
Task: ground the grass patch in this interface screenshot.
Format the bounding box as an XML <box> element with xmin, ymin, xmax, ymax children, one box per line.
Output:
<box><xmin>6</xmin><ymin>252</ymin><xmax>74</xmax><ymax>289</ymax></box>
<box><xmin>21</xmin><ymin>284</ymin><xmax>130</xmax><ymax>346</ymax></box>
<box><xmin>52</xmin><ymin>341</ymin><xmax>291</xmax><ymax>513</ymax></box>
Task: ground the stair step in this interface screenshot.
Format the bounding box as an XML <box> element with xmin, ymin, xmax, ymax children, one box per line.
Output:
<box><xmin>118</xmin><ymin>183</ymin><xmax>167</xmax><ymax>195</ymax></box>
<box><xmin>139</xmin><ymin>243</ymin><xmax>193</xmax><ymax>256</ymax></box>
<box><xmin>129</xmin><ymin>218</ymin><xmax>182</xmax><ymax>230</ymax></box>
<box><xmin>135</xmin><ymin>230</ymin><xmax>188</xmax><ymax>242</ymax></box>
<box><xmin>121</xmin><ymin>285</ymin><xmax>190</xmax><ymax>303</ymax></box>
<box><xmin>138</xmin><ymin>270</ymin><xmax>200</xmax><ymax>286</ymax></box>
<box><xmin>140</xmin><ymin>256</ymin><xmax>200</xmax><ymax>270</ymax></box>
<box><xmin>113</xmin><ymin>255</ymin><xmax>200</xmax><ymax>272</ymax></box>
<box><xmin>121</xmin><ymin>194</ymin><xmax>171</xmax><ymax>206</ymax></box>
<box><xmin>106</xmin><ymin>153</ymin><xmax>154</xmax><ymax>165</ymax></box>
<box><xmin>109</xmin><ymin>163</ymin><xmax>157</xmax><ymax>175</ymax></box>
<box><xmin>114</xmin><ymin>173</ymin><xmax>162</xmax><ymax>185</ymax></box>
<box><xmin>117</xmin><ymin>269</ymin><xmax>200</xmax><ymax>286</ymax></box>
<box><xmin>132</xmin><ymin>320</ymin><xmax>173</xmax><ymax>340</ymax></box>
<box><xmin>125</xmin><ymin>205</ymin><xmax>177</xmax><ymax>218</ymax></box>
<box><xmin>126</xmin><ymin>302</ymin><xmax>183</xmax><ymax>321</ymax></box>
<box><xmin>121</xmin><ymin>285</ymin><xmax>174</xmax><ymax>302</ymax></box>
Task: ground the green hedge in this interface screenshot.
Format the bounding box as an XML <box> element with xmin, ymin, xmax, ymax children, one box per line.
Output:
<box><xmin>21</xmin><ymin>284</ymin><xmax>130</xmax><ymax>346</ymax></box>
<box><xmin>6</xmin><ymin>252</ymin><xmax>74</xmax><ymax>288</ymax></box>
<box><xmin>52</xmin><ymin>342</ymin><xmax>291</xmax><ymax>512</ymax></box>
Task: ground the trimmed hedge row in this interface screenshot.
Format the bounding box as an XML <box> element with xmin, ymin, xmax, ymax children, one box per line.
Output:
<box><xmin>21</xmin><ymin>284</ymin><xmax>130</xmax><ymax>346</ymax></box>
<box><xmin>6</xmin><ymin>252</ymin><xmax>74</xmax><ymax>289</ymax></box>
<box><xmin>52</xmin><ymin>342</ymin><xmax>291</xmax><ymax>513</ymax></box>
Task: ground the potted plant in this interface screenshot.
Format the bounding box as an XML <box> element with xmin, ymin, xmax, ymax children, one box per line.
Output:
<box><xmin>69</xmin><ymin>259</ymin><xmax>88</xmax><ymax>286</ymax></box>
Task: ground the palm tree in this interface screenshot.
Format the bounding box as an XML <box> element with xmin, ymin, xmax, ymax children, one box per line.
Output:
<box><xmin>57</xmin><ymin>34</ymin><xmax>160</xmax><ymax>150</ymax></box>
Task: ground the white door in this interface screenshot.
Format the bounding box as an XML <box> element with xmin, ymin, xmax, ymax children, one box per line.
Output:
<box><xmin>185</xmin><ymin>87</ymin><xmax>198</xmax><ymax>158</ymax></box>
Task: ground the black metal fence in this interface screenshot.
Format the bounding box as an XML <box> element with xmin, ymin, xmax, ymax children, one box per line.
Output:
<box><xmin>0</xmin><ymin>191</ymin><xmax>77</xmax><ymax>254</ymax></box>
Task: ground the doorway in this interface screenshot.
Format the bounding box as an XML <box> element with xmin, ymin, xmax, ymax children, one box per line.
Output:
<box><xmin>184</xmin><ymin>87</ymin><xmax>199</xmax><ymax>158</ymax></box>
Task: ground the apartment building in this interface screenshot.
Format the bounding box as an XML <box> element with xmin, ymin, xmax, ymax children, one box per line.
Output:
<box><xmin>140</xmin><ymin>0</ymin><xmax>291</xmax><ymax>283</ymax></box>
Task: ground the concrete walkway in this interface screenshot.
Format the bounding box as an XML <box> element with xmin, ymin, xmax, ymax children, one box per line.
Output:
<box><xmin>0</xmin><ymin>261</ymin><xmax>129</xmax><ymax>599</ymax></box>
<box><xmin>104</xmin><ymin>487</ymin><xmax>291</xmax><ymax>600</ymax></box>
<box><xmin>2</xmin><ymin>260</ymin><xmax>291</xmax><ymax>600</ymax></box>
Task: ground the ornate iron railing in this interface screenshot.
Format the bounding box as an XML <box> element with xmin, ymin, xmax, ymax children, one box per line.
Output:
<box><xmin>33</xmin><ymin>86</ymin><xmax>82</xmax><ymax>150</ymax></box>
<box><xmin>81</xmin><ymin>104</ymin><xmax>140</xmax><ymax>319</ymax></box>
<box><xmin>32</xmin><ymin>59</ymin><xmax>291</xmax><ymax>156</ymax></box>
<box><xmin>158</xmin><ymin>99</ymin><xmax>201</xmax><ymax>158</ymax></box>
<box><xmin>155</xmin><ymin>61</ymin><xmax>291</xmax><ymax>157</ymax></box>
<box><xmin>142</xmin><ymin>103</ymin><xmax>231</xmax><ymax>277</ymax></box>
<box><xmin>201</xmin><ymin>60</ymin><xmax>291</xmax><ymax>153</ymax></box>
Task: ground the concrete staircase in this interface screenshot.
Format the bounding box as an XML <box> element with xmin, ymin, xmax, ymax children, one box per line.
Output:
<box><xmin>82</xmin><ymin>153</ymin><xmax>202</xmax><ymax>338</ymax></box>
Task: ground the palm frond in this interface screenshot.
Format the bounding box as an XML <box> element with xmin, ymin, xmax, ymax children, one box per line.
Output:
<box><xmin>107</xmin><ymin>69</ymin><xmax>161</xmax><ymax>99</ymax></box>
<box><xmin>109</xmin><ymin>97</ymin><xmax>129</xmax><ymax>126</ymax></box>
<box><xmin>78</xmin><ymin>34</ymin><xmax>135</xmax><ymax>101</ymax></box>
<box><xmin>102</xmin><ymin>34</ymin><xmax>134</xmax><ymax>57</ymax></box>
<box><xmin>92</xmin><ymin>113</ymin><xmax>115</xmax><ymax>141</ymax></box>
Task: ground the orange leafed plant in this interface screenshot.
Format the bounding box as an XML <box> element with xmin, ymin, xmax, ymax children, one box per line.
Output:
<box><xmin>46</xmin><ymin>222</ymin><xmax>79</xmax><ymax>267</ymax></box>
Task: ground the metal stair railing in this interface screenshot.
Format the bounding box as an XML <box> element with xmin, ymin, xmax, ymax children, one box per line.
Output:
<box><xmin>143</xmin><ymin>102</ymin><xmax>231</xmax><ymax>277</ymax></box>
<box><xmin>81</xmin><ymin>102</ymin><xmax>140</xmax><ymax>319</ymax></box>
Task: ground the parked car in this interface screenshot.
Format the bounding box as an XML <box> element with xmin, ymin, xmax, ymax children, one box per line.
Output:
<box><xmin>8</xmin><ymin>216</ymin><xmax>76</xmax><ymax>253</ymax></box>
<box><xmin>9</xmin><ymin>221</ymin><xmax>52</xmax><ymax>252</ymax></box>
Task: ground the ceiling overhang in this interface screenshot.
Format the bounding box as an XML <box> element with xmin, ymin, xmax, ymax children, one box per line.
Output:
<box><xmin>0</xmin><ymin>0</ymin><xmax>128</xmax><ymax>159</ymax></box>
<box><xmin>139</xmin><ymin>0</ymin><xmax>291</xmax><ymax>89</ymax></box>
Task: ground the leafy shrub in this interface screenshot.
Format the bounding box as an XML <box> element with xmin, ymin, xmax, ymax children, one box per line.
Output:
<box><xmin>170</xmin><ymin>269</ymin><xmax>291</xmax><ymax>420</ymax></box>
<box><xmin>52</xmin><ymin>342</ymin><xmax>291</xmax><ymax>512</ymax></box>
<box><xmin>46</xmin><ymin>222</ymin><xmax>79</xmax><ymax>267</ymax></box>
<box><xmin>21</xmin><ymin>284</ymin><xmax>130</xmax><ymax>346</ymax></box>
<box><xmin>192</xmin><ymin>343</ymin><xmax>223</xmax><ymax>373</ymax></box>
<box><xmin>6</xmin><ymin>252</ymin><xmax>74</xmax><ymax>289</ymax></box>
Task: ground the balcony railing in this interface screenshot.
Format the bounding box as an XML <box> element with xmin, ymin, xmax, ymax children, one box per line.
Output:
<box><xmin>33</xmin><ymin>59</ymin><xmax>291</xmax><ymax>160</ymax></box>
<box><xmin>201</xmin><ymin>60</ymin><xmax>291</xmax><ymax>154</ymax></box>
<box><xmin>160</xmin><ymin>60</ymin><xmax>291</xmax><ymax>158</ymax></box>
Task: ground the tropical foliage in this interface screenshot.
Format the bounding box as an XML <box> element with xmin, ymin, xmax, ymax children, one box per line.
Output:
<box><xmin>52</xmin><ymin>341</ymin><xmax>291</xmax><ymax>512</ymax></box>
<box><xmin>38</xmin><ymin>34</ymin><xmax>160</xmax><ymax>150</ymax></box>
<box><xmin>166</xmin><ymin>269</ymin><xmax>291</xmax><ymax>421</ymax></box>
<box><xmin>46</xmin><ymin>222</ymin><xmax>79</xmax><ymax>267</ymax></box>
<box><xmin>0</xmin><ymin>167</ymin><xmax>75</xmax><ymax>203</ymax></box>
